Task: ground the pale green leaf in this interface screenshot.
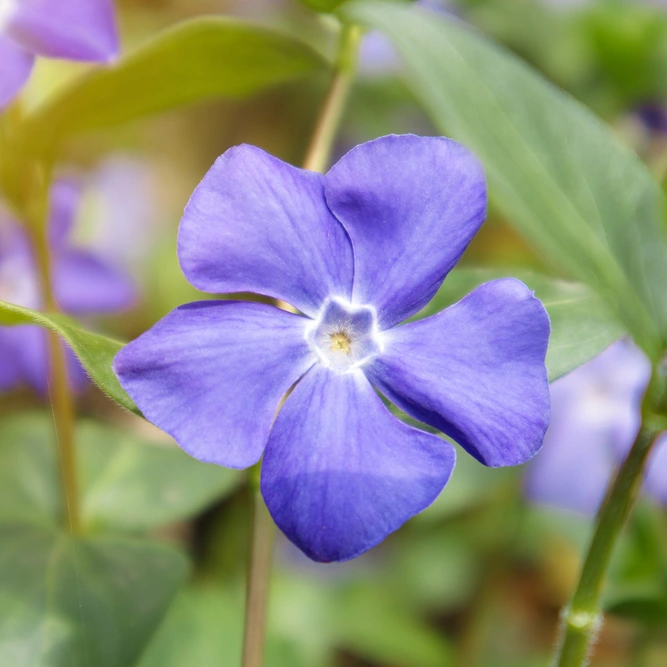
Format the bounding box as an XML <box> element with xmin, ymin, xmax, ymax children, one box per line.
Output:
<box><xmin>345</xmin><ymin>0</ymin><xmax>667</xmax><ymax>358</ymax></box>
<box><xmin>22</xmin><ymin>17</ymin><xmax>326</xmax><ymax>149</ymax></box>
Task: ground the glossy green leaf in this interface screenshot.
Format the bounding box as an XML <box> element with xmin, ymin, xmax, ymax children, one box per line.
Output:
<box><xmin>0</xmin><ymin>522</ymin><xmax>188</xmax><ymax>667</ymax></box>
<box><xmin>0</xmin><ymin>300</ymin><xmax>136</xmax><ymax>413</ymax></box>
<box><xmin>416</xmin><ymin>268</ymin><xmax>626</xmax><ymax>382</ymax></box>
<box><xmin>0</xmin><ymin>413</ymin><xmax>239</xmax><ymax>531</ymax></box>
<box><xmin>345</xmin><ymin>0</ymin><xmax>667</xmax><ymax>358</ymax></box>
<box><xmin>22</xmin><ymin>17</ymin><xmax>326</xmax><ymax>149</ymax></box>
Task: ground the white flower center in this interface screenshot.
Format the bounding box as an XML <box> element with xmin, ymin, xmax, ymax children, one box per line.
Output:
<box><xmin>0</xmin><ymin>0</ymin><xmax>18</xmax><ymax>32</ymax></box>
<box><xmin>0</xmin><ymin>255</ymin><xmax>40</xmax><ymax>309</ymax></box>
<box><xmin>307</xmin><ymin>298</ymin><xmax>382</xmax><ymax>372</ymax></box>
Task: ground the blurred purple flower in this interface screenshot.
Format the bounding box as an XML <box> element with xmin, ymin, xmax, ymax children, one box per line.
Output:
<box><xmin>359</xmin><ymin>1</ymin><xmax>456</xmax><ymax>78</ymax></box>
<box><xmin>114</xmin><ymin>135</ymin><xmax>551</xmax><ymax>562</ymax></box>
<box><xmin>525</xmin><ymin>340</ymin><xmax>667</xmax><ymax>514</ymax></box>
<box><xmin>635</xmin><ymin>103</ymin><xmax>667</xmax><ymax>136</ymax></box>
<box><xmin>0</xmin><ymin>0</ymin><xmax>118</xmax><ymax>108</ymax></box>
<box><xmin>75</xmin><ymin>154</ymin><xmax>163</xmax><ymax>276</ymax></box>
<box><xmin>0</xmin><ymin>178</ymin><xmax>135</xmax><ymax>394</ymax></box>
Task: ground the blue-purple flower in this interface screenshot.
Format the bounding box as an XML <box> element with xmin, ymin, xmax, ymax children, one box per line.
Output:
<box><xmin>0</xmin><ymin>178</ymin><xmax>135</xmax><ymax>394</ymax></box>
<box><xmin>114</xmin><ymin>135</ymin><xmax>551</xmax><ymax>562</ymax></box>
<box><xmin>525</xmin><ymin>340</ymin><xmax>667</xmax><ymax>514</ymax></box>
<box><xmin>0</xmin><ymin>0</ymin><xmax>118</xmax><ymax>108</ymax></box>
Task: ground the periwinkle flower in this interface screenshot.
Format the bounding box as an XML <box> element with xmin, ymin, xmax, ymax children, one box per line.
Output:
<box><xmin>114</xmin><ymin>135</ymin><xmax>551</xmax><ymax>562</ymax></box>
<box><xmin>0</xmin><ymin>0</ymin><xmax>118</xmax><ymax>108</ymax></box>
<box><xmin>0</xmin><ymin>178</ymin><xmax>135</xmax><ymax>394</ymax></box>
<box><xmin>525</xmin><ymin>340</ymin><xmax>667</xmax><ymax>514</ymax></box>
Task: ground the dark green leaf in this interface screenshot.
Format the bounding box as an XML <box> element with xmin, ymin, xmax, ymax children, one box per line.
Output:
<box><xmin>0</xmin><ymin>300</ymin><xmax>136</xmax><ymax>413</ymax></box>
<box><xmin>22</xmin><ymin>17</ymin><xmax>326</xmax><ymax>149</ymax></box>
<box><xmin>0</xmin><ymin>413</ymin><xmax>239</xmax><ymax>531</ymax></box>
<box><xmin>606</xmin><ymin>597</ymin><xmax>667</xmax><ymax>626</ymax></box>
<box><xmin>345</xmin><ymin>0</ymin><xmax>667</xmax><ymax>358</ymax></box>
<box><xmin>417</xmin><ymin>268</ymin><xmax>626</xmax><ymax>381</ymax></box>
<box><xmin>0</xmin><ymin>523</ymin><xmax>188</xmax><ymax>667</ymax></box>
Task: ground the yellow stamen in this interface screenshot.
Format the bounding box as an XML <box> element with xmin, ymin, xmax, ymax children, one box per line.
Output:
<box><xmin>330</xmin><ymin>332</ymin><xmax>351</xmax><ymax>354</ymax></box>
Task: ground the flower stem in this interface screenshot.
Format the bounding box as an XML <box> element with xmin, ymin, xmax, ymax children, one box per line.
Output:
<box><xmin>242</xmin><ymin>478</ymin><xmax>276</xmax><ymax>667</ymax></box>
<box><xmin>240</xmin><ymin>20</ymin><xmax>362</xmax><ymax>666</ymax></box>
<box><xmin>554</xmin><ymin>423</ymin><xmax>661</xmax><ymax>667</ymax></box>
<box><xmin>27</xmin><ymin>165</ymin><xmax>81</xmax><ymax>535</ymax></box>
<box><xmin>302</xmin><ymin>21</ymin><xmax>362</xmax><ymax>173</ymax></box>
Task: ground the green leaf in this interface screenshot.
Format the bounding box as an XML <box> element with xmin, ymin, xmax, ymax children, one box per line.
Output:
<box><xmin>299</xmin><ymin>0</ymin><xmax>347</xmax><ymax>11</ymax></box>
<box><xmin>0</xmin><ymin>522</ymin><xmax>188</xmax><ymax>667</ymax></box>
<box><xmin>416</xmin><ymin>268</ymin><xmax>626</xmax><ymax>382</ymax></box>
<box><xmin>606</xmin><ymin>597</ymin><xmax>667</xmax><ymax>627</ymax></box>
<box><xmin>140</xmin><ymin>583</ymin><xmax>308</xmax><ymax>667</ymax></box>
<box><xmin>345</xmin><ymin>0</ymin><xmax>667</xmax><ymax>358</ymax></box>
<box><xmin>21</xmin><ymin>17</ymin><xmax>326</xmax><ymax>149</ymax></box>
<box><xmin>79</xmin><ymin>420</ymin><xmax>240</xmax><ymax>531</ymax></box>
<box><xmin>331</xmin><ymin>583</ymin><xmax>452</xmax><ymax>667</ymax></box>
<box><xmin>0</xmin><ymin>300</ymin><xmax>136</xmax><ymax>413</ymax></box>
<box><xmin>0</xmin><ymin>413</ymin><xmax>239</xmax><ymax>531</ymax></box>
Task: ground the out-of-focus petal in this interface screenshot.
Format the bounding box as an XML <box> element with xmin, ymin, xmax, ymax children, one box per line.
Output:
<box><xmin>52</xmin><ymin>249</ymin><xmax>135</xmax><ymax>314</ymax></box>
<box><xmin>324</xmin><ymin>135</ymin><xmax>486</xmax><ymax>328</ymax></box>
<box><xmin>645</xmin><ymin>434</ymin><xmax>667</xmax><ymax>505</ymax></box>
<box><xmin>114</xmin><ymin>301</ymin><xmax>316</xmax><ymax>469</ymax></box>
<box><xmin>48</xmin><ymin>178</ymin><xmax>82</xmax><ymax>247</ymax></box>
<box><xmin>5</xmin><ymin>0</ymin><xmax>118</xmax><ymax>62</ymax></box>
<box><xmin>366</xmin><ymin>279</ymin><xmax>550</xmax><ymax>467</ymax></box>
<box><xmin>0</xmin><ymin>34</ymin><xmax>34</xmax><ymax>108</ymax></box>
<box><xmin>261</xmin><ymin>365</ymin><xmax>455</xmax><ymax>562</ymax></box>
<box><xmin>178</xmin><ymin>145</ymin><xmax>354</xmax><ymax>318</ymax></box>
<box><xmin>5</xmin><ymin>326</ymin><xmax>87</xmax><ymax>395</ymax></box>
<box><xmin>525</xmin><ymin>340</ymin><xmax>651</xmax><ymax>514</ymax></box>
<box><xmin>0</xmin><ymin>328</ymin><xmax>23</xmax><ymax>391</ymax></box>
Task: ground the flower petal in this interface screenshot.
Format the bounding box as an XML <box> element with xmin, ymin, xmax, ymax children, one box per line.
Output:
<box><xmin>366</xmin><ymin>279</ymin><xmax>550</xmax><ymax>467</ymax></box>
<box><xmin>114</xmin><ymin>301</ymin><xmax>316</xmax><ymax>469</ymax></box>
<box><xmin>324</xmin><ymin>135</ymin><xmax>486</xmax><ymax>327</ymax></box>
<box><xmin>53</xmin><ymin>249</ymin><xmax>136</xmax><ymax>314</ymax></box>
<box><xmin>645</xmin><ymin>434</ymin><xmax>667</xmax><ymax>506</ymax></box>
<box><xmin>6</xmin><ymin>0</ymin><xmax>118</xmax><ymax>62</ymax></box>
<box><xmin>525</xmin><ymin>340</ymin><xmax>650</xmax><ymax>514</ymax></box>
<box><xmin>524</xmin><ymin>382</ymin><xmax>620</xmax><ymax>515</ymax></box>
<box><xmin>0</xmin><ymin>34</ymin><xmax>34</xmax><ymax>108</ymax></box>
<box><xmin>0</xmin><ymin>328</ymin><xmax>23</xmax><ymax>391</ymax></box>
<box><xmin>178</xmin><ymin>145</ymin><xmax>353</xmax><ymax>318</ymax></box>
<box><xmin>261</xmin><ymin>365</ymin><xmax>455</xmax><ymax>562</ymax></box>
<box><xmin>5</xmin><ymin>326</ymin><xmax>88</xmax><ymax>395</ymax></box>
<box><xmin>48</xmin><ymin>178</ymin><xmax>82</xmax><ymax>247</ymax></box>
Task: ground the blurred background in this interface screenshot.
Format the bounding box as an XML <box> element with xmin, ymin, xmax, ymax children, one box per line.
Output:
<box><xmin>2</xmin><ymin>1</ymin><xmax>667</xmax><ymax>666</ymax></box>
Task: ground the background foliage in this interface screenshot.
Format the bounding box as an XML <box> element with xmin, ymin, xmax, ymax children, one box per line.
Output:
<box><xmin>2</xmin><ymin>0</ymin><xmax>667</xmax><ymax>666</ymax></box>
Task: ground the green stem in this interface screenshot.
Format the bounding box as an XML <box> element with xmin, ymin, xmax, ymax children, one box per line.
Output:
<box><xmin>554</xmin><ymin>424</ymin><xmax>661</xmax><ymax>667</ymax></box>
<box><xmin>240</xmin><ymin>20</ymin><xmax>362</xmax><ymax>667</ymax></box>
<box><xmin>302</xmin><ymin>22</ymin><xmax>362</xmax><ymax>173</ymax></box>
<box><xmin>27</xmin><ymin>164</ymin><xmax>81</xmax><ymax>534</ymax></box>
